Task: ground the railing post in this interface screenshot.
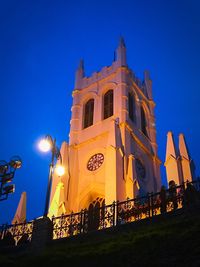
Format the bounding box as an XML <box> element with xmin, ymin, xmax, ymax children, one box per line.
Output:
<box><xmin>68</xmin><ymin>212</ymin><xmax>72</xmax><ymax>237</ymax></box>
<box><xmin>197</xmin><ymin>178</ymin><xmax>200</xmax><ymax>191</ymax></box>
<box><xmin>150</xmin><ymin>192</ymin><xmax>154</xmax><ymax>217</ymax></box>
<box><xmin>31</xmin><ymin>217</ymin><xmax>53</xmax><ymax>251</ymax></box>
<box><xmin>82</xmin><ymin>208</ymin><xmax>87</xmax><ymax>234</ymax></box>
<box><xmin>147</xmin><ymin>193</ymin><xmax>151</xmax><ymax>218</ymax></box>
<box><xmin>116</xmin><ymin>200</ymin><xmax>119</xmax><ymax>226</ymax></box>
<box><xmin>112</xmin><ymin>201</ymin><xmax>116</xmax><ymax>227</ymax></box>
<box><xmin>0</xmin><ymin>223</ymin><xmax>8</xmax><ymax>240</ymax></box>
<box><xmin>79</xmin><ymin>209</ymin><xmax>83</xmax><ymax>234</ymax></box>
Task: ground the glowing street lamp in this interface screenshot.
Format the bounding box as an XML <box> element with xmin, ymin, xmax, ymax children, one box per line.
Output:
<box><xmin>39</xmin><ymin>135</ymin><xmax>64</xmax><ymax>217</ymax></box>
<box><xmin>38</xmin><ymin>139</ymin><xmax>51</xmax><ymax>152</ymax></box>
<box><xmin>55</xmin><ymin>165</ymin><xmax>65</xmax><ymax>177</ymax></box>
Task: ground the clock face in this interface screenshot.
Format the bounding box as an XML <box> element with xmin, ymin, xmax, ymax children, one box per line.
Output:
<box><xmin>135</xmin><ymin>159</ymin><xmax>146</xmax><ymax>180</ymax></box>
<box><xmin>87</xmin><ymin>153</ymin><xmax>104</xmax><ymax>171</ymax></box>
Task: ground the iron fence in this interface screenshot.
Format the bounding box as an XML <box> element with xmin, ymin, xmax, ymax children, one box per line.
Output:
<box><xmin>52</xmin><ymin>179</ymin><xmax>200</xmax><ymax>240</ymax></box>
<box><xmin>52</xmin><ymin>211</ymin><xmax>83</xmax><ymax>239</ymax></box>
<box><xmin>0</xmin><ymin>179</ymin><xmax>200</xmax><ymax>245</ymax></box>
<box><xmin>52</xmin><ymin>202</ymin><xmax>116</xmax><ymax>239</ymax></box>
<box><xmin>0</xmin><ymin>221</ymin><xmax>33</xmax><ymax>246</ymax></box>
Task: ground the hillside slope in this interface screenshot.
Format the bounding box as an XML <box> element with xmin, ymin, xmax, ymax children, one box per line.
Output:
<box><xmin>1</xmin><ymin>208</ymin><xmax>200</xmax><ymax>267</ymax></box>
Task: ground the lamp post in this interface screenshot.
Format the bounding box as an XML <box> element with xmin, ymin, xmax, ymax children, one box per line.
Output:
<box><xmin>0</xmin><ymin>156</ymin><xmax>22</xmax><ymax>201</ymax></box>
<box><xmin>38</xmin><ymin>135</ymin><xmax>64</xmax><ymax>217</ymax></box>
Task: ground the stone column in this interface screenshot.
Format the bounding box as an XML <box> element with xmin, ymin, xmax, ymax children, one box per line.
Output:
<box><xmin>31</xmin><ymin>217</ymin><xmax>53</xmax><ymax>250</ymax></box>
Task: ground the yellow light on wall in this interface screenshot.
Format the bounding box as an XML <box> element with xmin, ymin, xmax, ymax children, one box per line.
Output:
<box><xmin>55</xmin><ymin>165</ymin><xmax>65</xmax><ymax>177</ymax></box>
<box><xmin>38</xmin><ymin>139</ymin><xmax>51</xmax><ymax>152</ymax></box>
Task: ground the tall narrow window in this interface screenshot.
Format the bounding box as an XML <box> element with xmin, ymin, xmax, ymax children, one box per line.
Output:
<box><xmin>128</xmin><ymin>92</ymin><xmax>135</xmax><ymax>122</ymax></box>
<box><xmin>141</xmin><ymin>106</ymin><xmax>148</xmax><ymax>137</ymax></box>
<box><xmin>84</xmin><ymin>99</ymin><xmax>94</xmax><ymax>128</ymax></box>
<box><xmin>104</xmin><ymin>90</ymin><xmax>113</xmax><ymax>119</ymax></box>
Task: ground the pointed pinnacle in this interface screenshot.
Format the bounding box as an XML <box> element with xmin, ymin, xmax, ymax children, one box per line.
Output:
<box><xmin>179</xmin><ymin>133</ymin><xmax>190</xmax><ymax>160</ymax></box>
<box><xmin>165</xmin><ymin>131</ymin><xmax>177</xmax><ymax>161</ymax></box>
<box><xmin>78</xmin><ymin>59</ymin><xmax>84</xmax><ymax>70</ymax></box>
<box><xmin>119</xmin><ymin>36</ymin><xmax>126</xmax><ymax>47</ymax></box>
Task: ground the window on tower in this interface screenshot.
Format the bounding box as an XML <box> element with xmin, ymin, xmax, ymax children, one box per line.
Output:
<box><xmin>128</xmin><ymin>92</ymin><xmax>136</xmax><ymax>122</ymax></box>
<box><xmin>83</xmin><ymin>99</ymin><xmax>94</xmax><ymax>128</ymax></box>
<box><xmin>103</xmin><ymin>90</ymin><xmax>113</xmax><ymax>119</ymax></box>
<box><xmin>141</xmin><ymin>106</ymin><xmax>148</xmax><ymax>137</ymax></box>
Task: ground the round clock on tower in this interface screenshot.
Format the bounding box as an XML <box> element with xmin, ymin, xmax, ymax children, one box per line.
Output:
<box><xmin>87</xmin><ymin>153</ymin><xmax>104</xmax><ymax>171</ymax></box>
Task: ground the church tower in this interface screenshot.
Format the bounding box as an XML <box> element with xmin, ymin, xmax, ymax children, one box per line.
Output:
<box><xmin>49</xmin><ymin>38</ymin><xmax>161</xmax><ymax>215</ymax></box>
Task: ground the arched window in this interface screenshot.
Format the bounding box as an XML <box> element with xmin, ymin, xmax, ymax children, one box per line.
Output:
<box><xmin>83</xmin><ymin>99</ymin><xmax>94</xmax><ymax>129</ymax></box>
<box><xmin>141</xmin><ymin>106</ymin><xmax>148</xmax><ymax>137</ymax></box>
<box><xmin>128</xmin><ymin>92</ymin><xmax>136</xmax><ymax>122</ymax></box>
<box><xmin>103</xmin><ymin>90</ymin><xmax>113</xmax><ymax>119</ymax></box>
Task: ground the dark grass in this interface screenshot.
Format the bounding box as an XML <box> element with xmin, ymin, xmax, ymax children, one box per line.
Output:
<box><xmin>1</xmin><ymin>210</ymin><xmax>200</xmax><ymax>267</ymax></box>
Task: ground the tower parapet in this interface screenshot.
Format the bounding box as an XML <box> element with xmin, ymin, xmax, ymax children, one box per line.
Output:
<box><xmin>73</xmin><ymin>38</ymin><xmax>151</xmax><ymax>102</ymax></box>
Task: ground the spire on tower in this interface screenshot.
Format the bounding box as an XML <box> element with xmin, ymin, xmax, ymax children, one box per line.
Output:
<box><xmin>165</xmin><ymin>131</ymin><xmax>183</xmax><ymax>186</ymax></box>
<box><xmin>165</xmin><ymin>131</ymin><xmax>177</xmax><ymax>162</ymax></box>
<box><xmin>49</xmin><ymin>141</ymin><xmax>70</xmax><ymax>216</ymax></box>
<box><xmin>144</xmin><ymin>70</ymin><xmax>153</xmax><ymax>99</ymax></box>
<box><xmin>179</xmin><ymin>133</ymin><xmax>190</xmax><ymax>160</ymax></box>
<box><xmin>48</xmin><ymin>181</ymin><xmax>67</xmax><ymax>217</ymax></box>
<box><xmin>75</xmin><ymin>59</ymin><xmax>85</xmax><ymax>89</ymax></box>
<box><xmin>119</xmin><ymin>36</ymin><xmax>126</xmax><ymax>47</ymax></box>
<box><xmin>179</xmin><ymin>133</ymin><xmax>195</xmax><ymax>182</ymax></box>
<box><xmin>12</xmin><ymin>192</ymin><xmax>26</xmax><ymax>224</ymax></box>
<box><xmin>78</xmin><ymin>59</ymin><xmax>84</xmax><ymax>72</ymax></box>
<box><xmin>116</xmin><ymin>36</ymin><xmax>127</xmax><ymax>66</ymax></box>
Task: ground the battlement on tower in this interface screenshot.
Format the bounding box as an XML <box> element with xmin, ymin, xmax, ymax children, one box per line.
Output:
<box><xmin>80</xmin><ymin>61</ymin><xmax>118</xmax><ymax>89</ymax></box>
<box><xmin>74</xmin><ymin>37</ymin><xmax>152</xmax><ymax>100</ymax></box>
<box><xmin>75</xmin><ymin>61</ymin><xmax>151</xmax><ymax>100</ymax></box>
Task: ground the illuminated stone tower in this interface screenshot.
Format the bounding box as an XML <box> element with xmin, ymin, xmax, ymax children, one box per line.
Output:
<box><xmin>49</xmin><ymin>38</ymin><xmax>161</xmax><ymax>216</ymax></box>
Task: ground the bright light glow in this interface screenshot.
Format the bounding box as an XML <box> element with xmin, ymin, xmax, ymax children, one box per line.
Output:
<box><xmin>38</xmin><ymin>139</ymin><xmax>51</xmax><ymax>152</ymax></box>
<box><xmin>55</xmin><ymin>165</ymin><xmax>65</xmax><ymax>176</ymax></box>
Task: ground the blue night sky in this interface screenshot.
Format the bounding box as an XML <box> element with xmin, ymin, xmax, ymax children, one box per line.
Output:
<box><xmin>0</xmin><ymin>0</ymin><xmax>200</xmax><ymax>224</ymax></box>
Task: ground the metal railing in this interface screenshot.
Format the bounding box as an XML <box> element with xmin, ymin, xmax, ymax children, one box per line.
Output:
<box><xmin>52</xmin><ymin>202</ymin><xmax>115</xmax><ymax>239</ymax></box>
<box><xmin>52</xmin><ymin>179</ymin><xmax>200</xmax><ymax>240</ymax></box>
<box><xmin>0</xmin><ymin>221</ymin><xmax>33</xmax><ymax>246</ymax></box>
<box><xmin>1</xmin><ymin>179</ymin><xmax>200</xmax><ymax>245</ymax></box>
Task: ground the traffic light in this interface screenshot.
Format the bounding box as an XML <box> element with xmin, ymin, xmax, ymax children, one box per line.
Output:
<box><xmin>1</xmin><ymin>173</ymin><xmax>14</xmax><ymax>184</ymax></box>
<box><xmin>0</xmin><ymin>172</ymin><xmax>15</xmax><ymax>199</ymax></box>
<box><xmin>0</xmin><ymin>156</ymin><xmax>22</xmax><ymax>201</ymax></box>
<box><xmin>3</xmin><ymin>184</ymin><xmax>15</xmax><ymax>195</ymax></box>
<box><xmin>0</xmin><ymin>161</ymin><xmax>8</xmax><ymax>175</ymax></box>
<box><xmin>1</xmin><ymin>172</ymin><xmax>15</xmax><ymax>194</ymax></box>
